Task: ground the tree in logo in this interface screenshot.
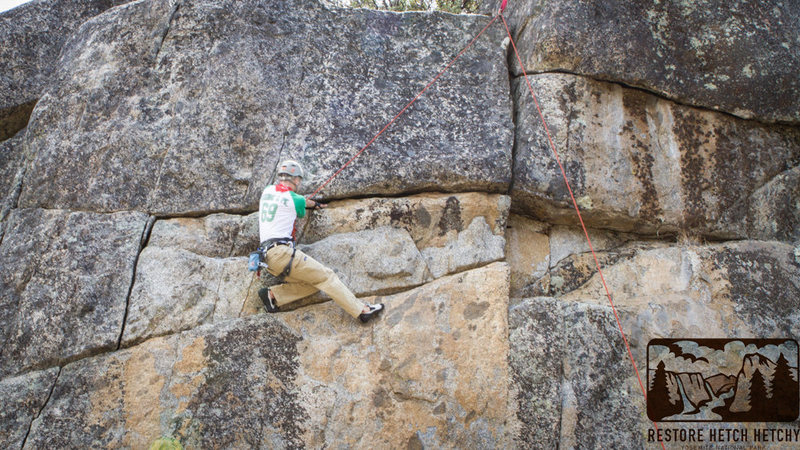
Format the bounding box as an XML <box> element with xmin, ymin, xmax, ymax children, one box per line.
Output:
<box><xmin>772</xmin><ymin>353</ymin><xmax>799</xmax><ymax>421</ymax></box>
<box><xmin>747</xmin><ymin>368</ymin><xmax>769</xmax><ymax>419</ymax></box>
<box><xmin>648</xmin><ymin>360</ymin><xmax>682</xmax><ymax>421</ymax></box>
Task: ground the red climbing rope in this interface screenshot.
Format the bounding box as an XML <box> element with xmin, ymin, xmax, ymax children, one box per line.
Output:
<box><xmin>499</xmin><ymin>13</ymin><xmax>667</xmax><ymax>450</ymax></box>
<box><xmin>308</xmin><ymin>13</ymin><xmax>500</xmax><ymax>199</ymax></box>
<box><xmin>304</xmin><ymin>6</ymin><xmax>666</xmax><ymax>445</ymax></box>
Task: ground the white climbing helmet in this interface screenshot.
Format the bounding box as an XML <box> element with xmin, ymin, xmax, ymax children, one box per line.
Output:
<box><xmin>277</xmin><ymin>160</ymin><xmax>304</xmax><ymax>179</ymax></box>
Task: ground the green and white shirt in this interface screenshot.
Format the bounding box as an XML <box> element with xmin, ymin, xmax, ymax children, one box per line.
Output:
<box><xmin>258</xmin><ymin>183</ymin><xmax>306</xmax><ymax>243</ymax></box>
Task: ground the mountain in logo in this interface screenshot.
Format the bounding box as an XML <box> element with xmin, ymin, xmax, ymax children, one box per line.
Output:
<box><xmin>717</xmin><ymin>353</ymin><xmax>800</xmax><ymax>421</ymax></box>
<box><xmin>729</xmin><ymin>353</ymin><xmax>778</xmax><ymax>413</ymax></box>
<box><xmin>706</xmin><ymin>373</ymin><xmax>737</xmax><ymax>396</ymax></box>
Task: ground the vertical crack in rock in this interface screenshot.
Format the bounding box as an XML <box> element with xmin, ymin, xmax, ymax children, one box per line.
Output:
<box><xmin>0</xmin><ymin>172</ymin><xmax>21</xmax><ymax>246</ymax></box>
<box><xmin>418</xmin><ymin>250</ymin><xmax>435</xmax><ymax>282</ymax></box>
<box><xmin>505</xmin><ymin>37</ymin><xmax>519</xmax><ymax>198</ymax></box>
<box><xmin>554</xmin><ymin>315</ymin><xmax>566</xmax><ymax>447</ymax></box>
<box><xmin>116</xmin><ymin>216</ymin><xmax>156</xmax><ymax>350</ymax></box>
<box><xmin>20</xmin><ymin>366</ymin><xmax>62</xmax><ymax>450</ymax></box>
<box><xmin>1</xmin><ymin>128</ymin><xmax>34</xmax><ymax>246</ymax></box>
<box><xmin>209</xmin><ymin>266</ymin><xmax>226</xmax><ymax>325</ymax></box>
<box><xmin>238</xmin><ymin>274</ymin><xmax>258</xmax><ymax>318</ymax></box>
<box><xmin>153</xmin><ymin>0</ymin><xmax>182</xmax><ymax>65</ymax></box>
<box><xmin>147</xmin><ymin>1</ymin><xmax>183</xmax><ymax>212</ymax></box>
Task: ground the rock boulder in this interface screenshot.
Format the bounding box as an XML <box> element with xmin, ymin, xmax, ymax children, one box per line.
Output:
<box><xmin>19</xmin><ymin>0</ymin><xmax>513</xmax><ymax>215</ymax></box>
<box><xmin>483</xmin><ymin>0</ymin><xmax>800</xmax><ymax>123</ymax></box>
<box><xmin>0</xmin><ymin>208</ymin><xmax>148</xmax><ymax>377</ymax></box>
<box><xmin>512</xmin><ymin>73</ymin><xmax>800</xmax><ymax>241</ymax></box>
<box><xmin>0</xmin><ymin>0</ymin><xmax>128</xmax><ymax>140</ymax></box>
<box><xmin>25</xmin><ymin>263</ymin><xmax>516</xmax><ymax>448</ymax></box>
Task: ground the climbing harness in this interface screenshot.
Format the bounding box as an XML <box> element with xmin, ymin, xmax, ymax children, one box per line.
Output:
<box><xmin>249</xmin><ymin>238</ymin><xmax>296</xmax><ymax>282</ymax></box>
<box><xmin>252</xmin><ymin>238</ymin><xmax>296</xmax><ymax>280</ymax></box>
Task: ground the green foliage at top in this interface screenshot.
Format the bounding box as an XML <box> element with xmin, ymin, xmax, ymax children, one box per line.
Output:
<box><xmin>349</xmin><ymin>0</ymin><xmax>481</xmax><ymax>13</ymax></box>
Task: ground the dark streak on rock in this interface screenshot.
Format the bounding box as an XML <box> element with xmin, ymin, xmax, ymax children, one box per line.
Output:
<box><xmin>622</xmin><ymin>92</ymin><xmax>663</xmax><ymax>221</ymax></box>
<box><xmin>549</xmin><ymin>248</ymin><xmax>638</xmax><ymax>297</ymax></box>
<box><xmin>437</xmin><ymin>196</ymin><xmax>463</xmax><ymax>236</ymax></box>
<box><xmin>674</xmin><ymin>108</ymin><xmax>711</xmax><ymax>231</ymax></box>
<box><xmin>182</xmin><ymin>319</ymin><xmax>307</xmax><ymax>449</ymax></box>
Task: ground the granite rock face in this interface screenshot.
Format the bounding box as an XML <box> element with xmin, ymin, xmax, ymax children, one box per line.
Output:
<box><xmin>2</xmin><ymin>0</ymin><xmax>799</xmax><ymax>447</ymax></box>
<box><xmin>121</xmin><ymin>212</ymin><xmax>261</xmax><ymax>346</ymax></box>
<box><xmin>0</xmin><ymin>209</ymin><xmax>149</xmax><ymax>376</ymax></box>
<box><xmin>0</xmin><ymin>0</ymin><xmax>128</xmax><ymax>140</ymax></box>
<box><xmin>0</xmin><ymin>130</ymin><xmax>27</xmax><ymax>235</ymax></box>
<box><xmin>24</xmin><ymin>263</ymin><xmax>514</xmax><ymax>448</ymax></box>
<box><xmin>0</xmin><ymin>368</ymin><xmax>59</xmax><ymax>448</ymax></box>
<box><xmin>18</xmin><ymin>0</ymin><xmax>513</xmax><ymax>215</ymax></box>
<box><xmin>507</xmin><ymin>296</ymin><xmax>562</xmax><ymax>445</ymax></box>
<box><xmin>279</xmin><ymin>7</ymin><xmax>513</xmax><ymax>201</ymax></box>
<box><xmin>512</xmin><ymin>73</ymin><xmax>800</xmax><ymax>241</ymax></box>
<box><xmin>122</xmin><ymin>246</ymin><xmax>256</xmax><ymax>347</ymax></box>
<box><xmin>122</xmin><ymin>192</ymin><xmax>508</xmax><ymax>346</ymax></box>
<box><xmin>558</xmin><ymin>241</ymin><xmax>800</xmax><ymax>340</ymax></box>
<box><xmin>0</xmin><ymin>209</ymin><xmax>148</xmax><ymax>378</ymax></box>
<box><xmin>287</xmin><ymin>263</ymin><xmax>514</xmax><ymax>448</ymax></box>
<box><xmin>483</xmin><ymin>0</ymin><xmax>800</xmax><ymax>123</ymax></box>
<box><xmin>302</xmin><ymin>192</ymin><xmax>510</xmax><ymax>246</ymax></box>
<box><xmin>508</xmin><ymin>298</ymin><xmax>650</xmax><ymax>448</ymax></box>
<box><xmin>25</xmin><ymin>317</ymin><xmax>308</xmax><ymax>449</ymax></box>
<box><xmin>145</xmin><ymin>212</ymin><xmax>258</xmax><ymax>259</ymax></box>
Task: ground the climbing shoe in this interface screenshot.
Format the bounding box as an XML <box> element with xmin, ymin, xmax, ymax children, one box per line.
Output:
<box><xmin>258</xmin><ymin>287</ymin><xmax>279</xmax><ymax>313</ymax></box>
<box><xmin>359</xmin><ymin>303</ymin><xmax>384</xmax><ymax>323</ymax></box>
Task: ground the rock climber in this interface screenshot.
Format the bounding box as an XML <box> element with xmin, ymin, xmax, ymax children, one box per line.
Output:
<box><xmin>256</xmin><ymin>159</ymin><xmax>384</xmax><ymax>323</ymax></box>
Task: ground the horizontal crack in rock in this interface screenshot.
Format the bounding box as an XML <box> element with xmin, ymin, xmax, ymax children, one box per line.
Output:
<box><xmin>510</xmin><ymin>70</ymin><xmax>789</xmax><ymax>126</ymax></box>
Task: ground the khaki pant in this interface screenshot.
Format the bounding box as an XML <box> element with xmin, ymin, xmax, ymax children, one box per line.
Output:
<box><xmin>265</xmin><ymin>245</ymin><xmax>365</xmax><ymax>318</ymax></box>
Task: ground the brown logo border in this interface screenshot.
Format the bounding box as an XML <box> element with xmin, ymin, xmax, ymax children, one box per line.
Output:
<box><xmin>647</xmin><ymin>338</ymin><xmax>799</xmax><ymax>423</ymax></box>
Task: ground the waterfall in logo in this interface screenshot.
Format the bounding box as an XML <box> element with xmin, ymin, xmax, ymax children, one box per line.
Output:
<box><xmin>663</xmin><ymin>375</ymin><xmax>732</xmax><ymax>421</ymax></box>
<box><xmin>677</xmin><ymin>375</ymin><xmax>695</xmax><ymax>414</ymax></box>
